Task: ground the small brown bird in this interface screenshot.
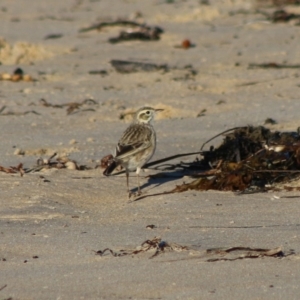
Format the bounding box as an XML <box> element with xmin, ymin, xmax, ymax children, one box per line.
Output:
<box><xmin>103</xmin><ymin>106</ymin><xmax>163</xmax><ymax>198</ymax></box>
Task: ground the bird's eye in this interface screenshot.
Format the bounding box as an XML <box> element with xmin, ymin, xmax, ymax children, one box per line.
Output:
<box><xmin>146</xmin><ymin>111</ymin><xmax>150</xmax><ymax>115</ymax></box>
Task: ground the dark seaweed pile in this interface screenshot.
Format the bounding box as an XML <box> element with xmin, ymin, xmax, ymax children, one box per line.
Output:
<box><xmin>173</xmin><ymin>126</ymin><xmax>300</xmax><ymax>193</ymax></box>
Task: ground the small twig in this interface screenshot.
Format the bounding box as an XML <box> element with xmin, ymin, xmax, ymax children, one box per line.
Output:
<box><xmin>93</xmin><ymin>248</ymin><xmax>119</xmax><ymax>257</ymax></box>
<box><xmin>79</xmin><ymin>20</ymin><xmax>147</xmax><ymax>33</ymax></box>
<box><xmin>249</xmin><ymin>63</ymin><xmax>300</xmax><ymax>69</ymax></box>
<box><xmin>49</xmin><ymin>152</ymin><xmax>57</xmax><ymax>162</ymax></box>
<box><xmin>0</xmin><ymin>106</ymin><xmax>6</xmax><ymax>114</ymax></box>
<box><xmin>0</xmin><ymin>284</ymin><xmax>7</xmax><ymax>291</ymax></box>
<box><xmin>236</xmin><ymin>76</ymin><xmax>288</xmax><ymax>87</ymax></box>
<box><xmin>68</xmin><ymin>108</ymin><xmax>96</xmax><ymax>115</ymax></box>
<box><xmin>253</xmin><ymin>170</ymin><xmax>300</xmax><ymax>173</ymax></box>
<box><xmin>0</xmin><ymin>107</ymin><xmax>40</xmax><ymax>116</ymax></box>
<box><xmin>200</xmin><ymin>127</ymin><xmax>247</xmax><ymax>151</ymax></box>
<box><xmin>144</xmin><ymin>152</ymin><xmax>202</xmax><ymax>168</ymax></box>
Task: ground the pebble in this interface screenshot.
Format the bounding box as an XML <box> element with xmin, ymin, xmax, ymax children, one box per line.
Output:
<box><xmin>69</xmin><ymin>139</ymin><xmax>77</xmax><ymax>145</ymax></box>
<box><xmin>65</xmin><ymin>161</ymin><xmax>77</xmax><ymax>170</ymax></box>
<box><xmin>14</xmin><ymin>148</ymin><xmax>25</xmax><ymax>155</ymax></box>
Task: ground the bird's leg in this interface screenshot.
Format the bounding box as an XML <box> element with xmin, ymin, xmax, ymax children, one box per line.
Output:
<box><xmin>136</xmin><ymin>167</ymin><xmax>142</xmax><ymax>196</ymax></box>
<box><xmin>126</xmin><ymin>171</ymin><xmax>131</xmax><ymax>199</ymax></box>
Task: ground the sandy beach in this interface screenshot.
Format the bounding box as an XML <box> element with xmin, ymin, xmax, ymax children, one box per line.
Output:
<box><xmin>1</xmin><ymin>0</ymin><xmax>300</xmax><ymax>299</ymax></box>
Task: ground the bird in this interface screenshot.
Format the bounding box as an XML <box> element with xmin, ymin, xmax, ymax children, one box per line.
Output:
<box><xmin>103</xmin><ymin>106</ymin><xmax>163</xmax><ymax>198</ymax></box>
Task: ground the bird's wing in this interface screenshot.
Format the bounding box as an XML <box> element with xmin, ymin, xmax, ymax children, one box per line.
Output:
<box><xmin>115</xmin><ymin>124</ymin><xmax>153</xmax><ymax>159</ymax></box>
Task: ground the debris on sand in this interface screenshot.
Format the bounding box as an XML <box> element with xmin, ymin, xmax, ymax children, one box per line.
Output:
<box><xmin>38</xmin><ymin>98</ymin><xmax>98</xmax><ymax>115</ymax></box>
<box><xmin>79</xmin><ymin>19</ymin><xmax>163</xmax><ymax>43</ymax></box>
<box><xmin>93</xmin><ymin>237</ymin><xmax>293</xmax><ymax>261</ymax></box>
<box><xmin>0</xmin><ymin>163</ymin><xmax>24</xmax><ymax>176</ymax></box>
<box><xmin>0</xmin><ymin>153</ymin><xmax>88</xmax><ymax>175</ymax></box>
<box><xmin>0</xmin><ymin>106</ymin><xmax>40</xmax><ymax>116</ymax></box>
<box><xmin>110</xmin><ymin>59</ymin><xmax>168</xmax><ymax>73</ymax></box>
<box><xmin>269</xmin><ymin>9</ymin><xmax>300</xmax><ymax>23</ymax></box>
<box><xmin>0</xmin><ymin>67</ymin><xmax>35</xmax><ymax>82</ymax></box>
<box><xmin>99</xmin><ymin>154</ymin><xmax>114</xmax><ymax>169</ymax></box>
<box><xmin>34</xmin><ymin>153</ymin><xmax>80</xmax><ymax>171</ymax></box>
<box><xmin>174</xmin><ymin>39</ymin><xmax>195</xmax><ymax>49</ymax></box>
<box><xmin>110</xmin><ymin>60</ymin><xmax>197</xmax><ymax>78</ymax></box>
<box><xmin>203</xmin><ymin>246</ymin><xmax>293</xmax><ymax>262</ymax></box>
<box><xmin>94</xmin><ymin>236</ymin><xmax>188</xmax><ymax>259</ymax></box>
<box><xmin>172</xmin><ymin>126</ymin><xmax>300</xmax><ymax>193</ymax></box>
<box><xmin>109</xmin><ymin>25</ymin><xmax>163</xmax><ymax>43</ymax></box>
<box><xmin>256</xmin><ymin>8</ymin><xmax>300</xmax><ymax>24</ymax></box>
<box><xmin>142</xmin><ymin>126</ymin><xmax>300</xmax><ymax>194</ymax></box>
<box><xmin>248</xmin><ymin>62</ymin><xmax>300</xmax><ymax>69</ymax></box>
<box><xmin>44</xmin><ymin>33</ymin><xmax>63</xmax><ymax>40</ymax></box>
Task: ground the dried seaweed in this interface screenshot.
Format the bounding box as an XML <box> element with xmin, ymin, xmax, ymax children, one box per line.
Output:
<box><xmin>0</xmin><ymin>163</ymin><xmax>24</xmax><ymax>176</ymax></box>
<box><xmin>1</xmin><ymin>153</ymin><xmax>87</xmax><ymax>175</ymax></box>
<box><xmin>256</xmin><ymin>0</ymin><xmax>300</xmax><ymax>7</ymax></box>
<box><xmin>256</xmin><ymin>8</ymin><xmax>300</xmax><ymax>23</ymax></box>
<box><xmin>0</xmin><ymin>106</ymin><xmax>40</xmax><ymax>116</ymax></box>
<box><xmin>270</xmin><ymin>9</ymin><xmax>300</xmax><ymax>23</ymax></box>
<box><xmin>39</xmin><ymin>98</ymin><xmax>97</xmax><ymax>115</ymax></box>
<box><xmin>249</xmin><ymin>62</ymin><xmax>300</xmax><ymax>69</ymax></box>
<box><xmin>99</xmin><ymin>154</ymin><xmax>114</xmax><ymax>169</ymax></box>
<box><xmin>78</xmin><ymin>19</ymin><xmax>163</xmax><ymax>43</ymax></box>
<box><xmin>109</xmin><ymin>26</ymin><xmax>163</xmax><ymax>43</ymax></box>
<box><xmin>264</xmin><ymin>117</ymin><xmax>277</xmax><ymax>125</ymax></box>
<box><xmin>205</xmin><ymin>246</ymin><xmax>290</xmax><ymax>262</ymax></box>
<box><xmin>88</xmin><ymin>70</ymin><xmax>108</xmax><ymax>76</ymax></box>
<box><xmin>101</xmin><ymin>124</ymin><xmax>300</xmax><ymax>194</ymax></box>
<box><xmin>94</xmin><ymin>237</ymin><xmax>188</xmax><ymax>259</ymax></box>
<box><xmin>44</xmin><ymin>33</ymin><xmax>63</xmax><ymax>40</ymax></box>
<box><xmin>93</xmin><ymin>237</ymin><xmax>293</xmax><ymax>262</ymax></box>
<box><xmin>197</xmin><ymin>109</ymin><xmax>207</xmax><ymax>117</ymax></box>
<box><xmin>110</xmin><ymin>60</ymin><xmax>197</xmax><ymax>78</ymax></box>
<box><xmin>171</xmin><ymin>246</ymin><xmax>294</xmax><ymax>263</ymax></box>
<box><xmin>200</xmin><ymin>126</ymin><xmax>273</xmax><ymax>164</ymax></box>
<box><xmin>138</xmin><ymin>126</ymin><xmax>300</xmax><ymax>194</ymax></box>
<box><xmin>110</xmin><ymin>59</ymin><xmax>168</xmax><ymax>73</ymax></box>
<box><xmin>171</xmin><ymin>126</ymin><xmax>300</xmax><ymax>193</ymax></box>
<box><xmin>79</xmin><ymin>19</ymin><xmax>161</xmax><ymax>33</ymax></box>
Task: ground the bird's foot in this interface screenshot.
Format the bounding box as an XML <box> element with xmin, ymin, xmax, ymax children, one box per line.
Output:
<box><xmin>128</xmin><ymin>190</ymin><xmax>142</xmax><ymax>199</ymax></box>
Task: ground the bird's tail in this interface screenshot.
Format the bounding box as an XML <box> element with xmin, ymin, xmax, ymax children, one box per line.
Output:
<box><xmin>103</xmin><ymin>160</ymin><xmax>117</xmax><ymax>176</ymax></box>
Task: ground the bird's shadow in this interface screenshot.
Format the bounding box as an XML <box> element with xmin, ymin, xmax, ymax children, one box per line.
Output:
<box><xmin>129</xmin><ymin>169</ymin><xmax>188</xmax><ymax>202</ymax></box>
<box><xmin>110</xmin><ymin>164</ymin><xmax>198</xmax><ymax>202</ymax></box>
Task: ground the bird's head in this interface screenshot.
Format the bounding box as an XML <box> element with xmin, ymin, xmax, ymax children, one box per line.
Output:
<box><xmin>135</xmin><ymin>106</ymin><xmax>163</xmax><ymax>124</ymax></box>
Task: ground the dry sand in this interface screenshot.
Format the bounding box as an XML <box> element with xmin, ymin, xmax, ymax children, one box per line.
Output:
<box><xmin>1</xmin><ymin>0</ymin><xmax>300</xmax><ymax>299</ymax></box>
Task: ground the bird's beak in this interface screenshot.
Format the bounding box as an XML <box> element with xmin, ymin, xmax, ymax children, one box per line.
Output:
<box><xmin>155</xmin><ymin>108</ymin><xmax>164</xmax><ymax>112</ymax></box>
